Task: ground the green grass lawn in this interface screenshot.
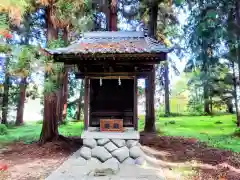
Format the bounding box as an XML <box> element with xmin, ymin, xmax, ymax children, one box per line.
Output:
<box><xmin>0</xmin><ymin>121</ymin><xmax>84</xmax><ymax>146</ymax></box>
<box><xmin>139</xmin><ymin>114</ymin><xmax>240</xmax><ymax>152</ymax></box>
<box><xmin>0</xmin><ymin>114</ymin><xmax>239</xmax><ymax>152</ymax></box>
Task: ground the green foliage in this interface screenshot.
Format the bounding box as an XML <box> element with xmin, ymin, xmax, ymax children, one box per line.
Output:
<box><xmin>59</xmin><ymin>120</ymin><xmax>68</xmax><ymax>125</ymax></box>
<box><xmin>36</xmin><ymin>120</ymin><xmax>43</xmax><ymax>125</ymax></box>
<box><xmin>233</xmin><ymin>128</ymin><xmax>240</xmax><ymax>137</ymax></box>
<box><xmin>0</xmin><ymin>124</ymin><xmax>8</xmax><ymax>135</ymax></box>
<box><xmin>43</xmin><ymin>80</ymin><xmax>57</xmax><ymax>94</ymax></box>
<box><xmin>173</xmin><ymin>0</ymin><xmax>184</xmax><ymax>6</ymax></box>
<box><xmin>47</xmin><ymin>38</ymin><xmax>65</xmax><ymax>49</ymax></box>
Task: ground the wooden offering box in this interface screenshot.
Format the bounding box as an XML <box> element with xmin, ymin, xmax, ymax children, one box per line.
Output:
<box><xmin>100</xmin><ymin>119</ymin><xmax>123</xmax><ymax>132</ymax></box>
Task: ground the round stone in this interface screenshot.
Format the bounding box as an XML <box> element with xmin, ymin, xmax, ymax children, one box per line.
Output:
<box><xmin>104</xmin><ymin>142</ymin><xmax>118</xmax><ymax>152</ymax></box>
<box><xmin>83</xmin><ymin>138</ymin><xmax>97</xmax><ymax>149</ymax></box>
<box><xmin>79</xmin><ymin>146</ymin><xmax>91</xmax><ymax>160</ymax></box>
<box><xmin>91</xmin><ymin>146</ymin><xmax>112</xmax><ymax>162</ymax></box>
<box><xmin>111</xmin><ymin>139</ymin><xmax>126</xmax><ymax>148</ymax></box>
<box><xmin>135</xmin><ymin>156</ymin><xmax>146</xmax><ymax>165</ymax></box>
<box><xmin>129</xmin><ymin>146</ymin><xmax>144</xmax><ymax>159</ymax></box>
<box><xmin>122</xmin><ymin>157</ymin><xmax>135</xmax><ymax>165</ymax></box>
<box><xmin>126</xmin><ymin>140</ymin><xmax>138</xmax><ymax>149</ymax></box>
<box><xmin>97</xmin><ymin>139</ymin><xmax>110</xmax><ymax>146</ymax></box>
<box><xmin>112</xmin><ymin>146</ymin><xmax>129</xmax><ymax>162</ymax></box>
<box><xmin>101</xmin><ymin>157</ymin><xmax>120</xmax><ymax>174</ymax></box>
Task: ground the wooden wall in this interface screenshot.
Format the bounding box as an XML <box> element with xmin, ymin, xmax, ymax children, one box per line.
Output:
<box><xmin>89</xmin><ymin>79</ymin><xmax>134</xmax><ymax>127</ymax></box>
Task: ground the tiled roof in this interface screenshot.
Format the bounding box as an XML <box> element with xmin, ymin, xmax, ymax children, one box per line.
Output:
<box><xmin>45</xmin><ymin>31</ymin><xmax>170</xmax><ymax>55</ymax></box>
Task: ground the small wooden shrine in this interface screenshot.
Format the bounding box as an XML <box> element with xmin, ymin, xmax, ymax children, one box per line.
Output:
<box><xmin>45</xmin><ymin>31</ymin><xmax>169</xmax><ymax>135</ymax></box>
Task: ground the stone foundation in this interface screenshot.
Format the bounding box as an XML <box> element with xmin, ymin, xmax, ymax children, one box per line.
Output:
<box><xmin>78</xmin><ymin>138</ymin><xmax>145</xmax><ymax>166</ymax></box>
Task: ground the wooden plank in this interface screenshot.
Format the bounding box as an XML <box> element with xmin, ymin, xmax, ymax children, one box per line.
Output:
<box><xmin>134</xmin><ymin>76</ymin><xmax>138</xmax><ymax>130</ymax></box>
<box><xmin>84</xmin><ymin>77</ymin><xmax>89</xmax><ymax>130</ymax></box>
<box><xmin>100</xmin><ymin>119</ymin><xmax>123</xmax><ymax>132</ymax></box>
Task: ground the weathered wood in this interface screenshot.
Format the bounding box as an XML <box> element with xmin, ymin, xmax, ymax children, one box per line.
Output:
<box><xmin>144</xmin><ymin>69</ymin><xmax>156</xmax><ymax>132</ymax></box>
<box><xmin>84</xmin><ymin>77</ymin><xmax>89</xmax><ymax>130</ymax></box>
<box><xmin>89</xmin><ymin>79</ymin><xmax>134</xmax><ymax>128</ymax></box>
<box><xmin>133</xmin><ymin>76</ymin><xmax>138</xmax><ymax>130</ymax></box>
<box><xmin>54</xmin><ymin>52</ymin><xmax>167</xmax><ymax>63</ymax></box>
<box><xmin>100</xmin><ymin>119</ymin><xmax>123</xmax><ymax>132</ymax></box>
<box><xmin>75</xmin><ymin>72</ymin><xmax>150</xmax><ymax>79</ymax></box>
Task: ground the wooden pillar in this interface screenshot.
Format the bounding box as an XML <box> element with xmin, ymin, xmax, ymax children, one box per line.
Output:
<box><xmin>84</xmin><ymin>77</ymin><xmax>89</xmax><ymax>130</ymax></box>
<box><xmin>145</xmin><ymin>76</ymin><xmax>149</xmax><ymax>126</ymax></box>
<box><xmin>133</xmin><ymin>76</ymin><xmax>138</xmax><ymax>130</ymax></box>
<box><xmin>144</xmin><ymin>68</ymin><xmax>156</xmax><ymax>132</ymax></box>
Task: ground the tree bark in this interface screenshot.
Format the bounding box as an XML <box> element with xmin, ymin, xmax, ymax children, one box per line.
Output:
<box><xmin>204</xmin><ymin>85</ymin><xmax>211</xmax><ymax>115</ymax></box>
<box><xmin>232</xmin><ymin>61</ymin><xmax>240</xmax><ymax>127</ymax></box>
<box><xmin>144</xmin><ymin>2</ymin><xmax>158</xmax><ymax>132</ymax></box>
<box><xmin>15</xmin><ymin>77</ymin><xmax>27</xmax><ymax>126</ymax></box>
<box><xmin>39</xmin><ymin>5</ymin><xmax>59</xmax><ymax>143</ymax></box>
<box><xmin>46</xmin><ymin>6</ymin><xmax>57</xmax><ymax>41</ymax></box>
<box><xmin>109</xmin><ymin>0</ymin><xmax>117</xmax><ymax>31</ymax></box>
<box><xmin>235</xmin><ymin>0</ymin><xmax>240</xmax><ymax>126</ymax></box>
<box><xmin>226</xmin><ymin>99</ymin><xmax>234</xmax><ymax>114</ymax></box>
<box><xmin>61</xmin><ymin>27</ymin><xmax>69</xmax><ymax>121</ymax></box>
<box><xmin>1</xmin><ymin>73</ymin><xmax>9</xmax><ymax>124</ymax></box>
<box><xmin>144</xmin><ymin>70</ymin><xmax>156</xmax><ymax>132</ymax></box>
<box><xmin>77</xmin><ymin>80</ymin><xmax>84</xmax><ymax>120</ymax></box>
<box><xmin>164</xmin><ymin>62</ymin><xmax>170</xmax><ymax>116</ymax></box>
<box><xmin>39</xmin><ymin>93</ymin><xmax>59</xmax><ymax>144</ymax></box>
<box><xmin>1</xmin><ymin>56</ymin><xmax>10</xmax><ymax>124</ymax></box>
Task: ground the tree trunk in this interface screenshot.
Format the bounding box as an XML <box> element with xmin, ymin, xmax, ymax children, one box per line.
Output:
<box><xmin>232</xmin><ymin>61</ymin><xmax>240</xmax><ymax>127</ymax></box>
<box><xmin>109</xmin><ymin>0</ymin><xmax>117</xmax><ymax>31</ymax></box>
<box><xmin>144</xmin><ymin>70</ymin><xmax>156</xmax><ymax>132</ymax></box>
<box><xmin>227</xmin><ymin>99</ymin><xmax>234</xmax><ymax>114</ymax></box>
<box><xmin>1</xmin><ymin>56</ymin><xmax>10</xmax><ymax>124</ymax></box>
<box><xmin>39</xmin><ymin>93</ymin><xmax>59</xmax><ymax>144</ymax></box>
<box><xmin>15</xmin><ymin>77</ymin><xmax>27</xmax><ymax>126</ymax></box>
<box><xmin>204</xmin><ymin>85</ymin><xmax>211</xmax><ymax>115</ymax></box>
<box><xmin>39</xmin><ymin>5</ymin><xmax>59</xmax><ymax>143</ymax></box>
<box><xmin>164</xmin><ymin>62</ymin><xmax>170</xmax><ymax>116</ymax></box>
<box><xmin>1</xmin><ymin>74</ymin><xmax>9</xmax><ymax>124</ymax></box>
<box><xmin>77</xmin><ymin>80</ymin><xmax>84</xmax><ymax>120</ymax></box>
<box><xmin>61</xmin><ymin>27</ymin><xmax>69</xmax><ymax>121</ymax></box>
<box><xmin>144</xmin><ymin>2</ymin><xmax>158</xmax><ymax>132</ymax></box>
<box><xmin>235</xmin><ymin>0</ymin><xmax>240</xmax><ymax>126</ymax></box>
<box><xmin>46</xmin><ymin>6</ymin><xmax>57</xmax><ymax>41</ymax></box>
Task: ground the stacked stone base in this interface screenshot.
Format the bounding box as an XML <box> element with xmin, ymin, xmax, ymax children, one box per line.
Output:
<box><xmin>78</xmin><ymin>138</ymin><xmax>145</xmax><ymax>166</ymax></box>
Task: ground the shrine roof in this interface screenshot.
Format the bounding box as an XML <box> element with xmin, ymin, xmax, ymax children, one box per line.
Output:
<box><xmin>45</xmin><ymin>31</ymin><xmax>171</xmax><ymax>55</ymax></box>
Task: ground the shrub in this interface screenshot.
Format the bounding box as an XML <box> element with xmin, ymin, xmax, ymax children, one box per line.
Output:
<box><xmin>61</xmin><ymin>120</ymin><xmax>68</xmax><ymax>125</ymax></box>
<box><xmin>215</xmin><ymin>121</ymin><xmax>223</xmax><ymax>124</ymax></box>
<box><xmin>0</xmin><ymin>124</ymin><xmax>8</xmax><ymax>135</ymax></box>
<box><xmin>233</xmin><ymin>128</ymin><xmax>240</xmax><ymax>137</ymax></box>
<box><xmin>36</xmin><ymin>120</ymin><xmax>43</xmax><ymax>124</ymax></box>
<box><xmin>6</xmin><ymin>121</ymin><xmax>16</xmax><ymax>129</ymax></box>
<box><xmin>164</xmin><ymin>120</ymin><xmax>176</xmax><ymax>126</ymax></box>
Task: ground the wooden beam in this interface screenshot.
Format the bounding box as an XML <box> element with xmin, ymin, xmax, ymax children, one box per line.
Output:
<box><xmin>54</xmin><ymin>52</ymin><xmax>167</xmax><ymax>64</ymax></box>
<box><xmin>84</xmin><ymin>77</ymin><xmax>89</xmax><ymax>130</ymax></box>
<box><xmin>134</xmin><ymin>76</ymin><xmax>138</xmax><ymax>130</ymax></box>
<box><xmin>75</xmin><ymin>71</ymin><xmax>150</xmax><ymax>77</ymax></box>
<box><xmin>89</xmin><ymin>76</ymin><xmax>134</xmax><ymax>79</ymax></box>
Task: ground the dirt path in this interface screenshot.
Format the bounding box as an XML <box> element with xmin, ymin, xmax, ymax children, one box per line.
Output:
<box><xmin>140</xmin><ymin>133</ymin><xmax>240</xmax><ymax>180</ymax></box>
<box><xmin>0</xmin><ymin>139</ymin><xmax>82</xmax><ymax>180</ymax></box>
